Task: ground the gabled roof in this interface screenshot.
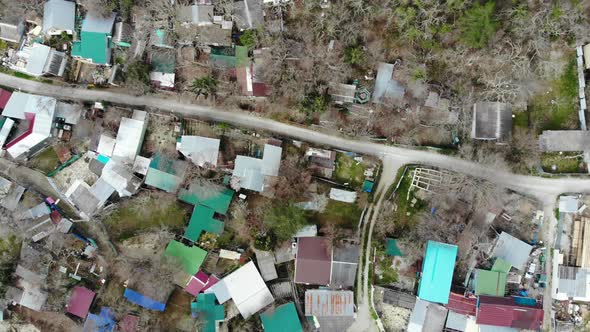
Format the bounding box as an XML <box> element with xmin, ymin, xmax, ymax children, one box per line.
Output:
<box><xmin>185</xmin><ymin>271</ymin><xmax>219</xmax><ymax>296</ymax></box>
<box><xmin>177</xmin><ymin>135</ymin><xmax>220</xmax><ymax>167</ymax></box>
<box><xmin>471</xmin><ymin>102</ymin><xmax>512</xmax><ymax>142</ymax></box>
<box><xmin>43</xmin><ymin>0</ymin><xmax>75</xmax><ymax>33</ymax></box>
<box><xmin>446</xmin><ymin>292</ymin><xmax>477</xmax><ymax>316</ymax></box>
<box><xmin>2</xmin><ymin>92</ymin><xmax>56</xmax><ymax>120</ymax></box>
<box><xmin>111</xmin><ymin>110</ymin><xmax>147</xmax><ymax>164</ymax></box>
<box><xmin>184</xmin><ymin>205</ymin><xmax>224</xmax><ymax>241</ymax></box>
<box><xmin>164</xmin><ymin>240</ymin><xmax>207</xmax><ymax>275</ymax></box>
<box><xmin>82</xmin><ymin>12</ymin><xmax>116</xmax><ymax>34</ymax></box>
<box><xmin>178</xmin><ymin>185</ymin><xmax>234</xmax><ymax>215</ymax></box>
<box><xmin>417</xmin><ymin>241</ymin><xmax>457</xmax><ymax>304</ymax></box>
<box><xmin>192</xmin><ymin>293</ymin><xmax>224</xmax><ymax>332</ymax></box>
<box><xmin>205</xmin><ymin>261</ymin><xmax>274</xmax><ymax>319</ymax></box>
<box><xmin>539</xmin><ymin>130</ymin><xmax>590</xmax><ymax>152</ymax></box>
<box><xmin>476</xmin><ymin>296</ymin><xmax>543</xmax><ymax>330</ymax></box>
<box><xmin>232</xmin><ymin>144</ymin><xmax>282</xmax><ymax>192</ymax></box>
<box><xmin>475</xmin><ymin>269</ymin><xmax>507</xmax><ymax>296</ymax></box>
<box><xmin>234</xmin><ymin>0</ymin><xmax>264</xmax><ymax>30</ymax></box>
<box><xmin>331</xmin><ymin>243</ymin><xmax>359</xmax><ymax>287</ymax></box>
<box><xmin>408</xmin><ymin>297</ymin><xmax>448</xmax><ymax>332</ymax></box>
<box><xmin>5</xmin><ymin>104</ymin><xmax>56</xmax><ymax>159</ymax></box>
<box><xmin>260</xmin><ymin>302</ymin><xmax>303</xmax><ymax>332</ymax></box>
<box><xmin>295</xmin><ymin>237</ymin><xmax>332</xmax><ymax>285</ymax></box>
<box><xmin>372</xmin><ymin>62</ymin><xmax>405</xmax><ymax>105</ymax></box>
<box><xmin>492</xmin><ymin>232</ymin><xmax>532</xmax><ymax>271</ymax></box>
<box><xmin>145</xmin><ymin>167</ymin><xmax>182</xmax><ymax>193</ymax></box>
<box><xmin>66</xmin><ymin>286</ymin><xmax>96</xmax><ymax>318</ymax></box>
<box><xmin>84</xmin><ymin>306</ymin><xmax>115</xmax><ymax>332</ymax></box>
<box><xmin>0</xmin><ymin>18</ymin><xmax>24</xmax><ymax>43</ymax></box>
<box><xmin>304</xmin><ymin>289</ymin><xmax>354</xmax><ymax>317</ymax></box>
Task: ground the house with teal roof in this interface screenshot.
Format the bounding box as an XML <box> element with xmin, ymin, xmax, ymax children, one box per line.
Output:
<box><xmin>260</xmin><ymin>302</ymin><xmax>302</xmax><ymax>332</ymax></box>
<box><xmin>191</xmin><ymin>293</ymin><xmax>224</xmax><ymax>332</ymax></box>
<box><xmin>72</xmin><ymin>12</ymin><xmax>116</xmax><ymax>65</ymax></box>
<box><xmin>417</xmin><ymin>240</ymin><xmax>458</xmax><ymax>304</ymax></box>
<box><xmin>178</xmin><ymin>184</ymin><xmax>234</xmax><ymax>242</ymax></box>
<box><xmin>164</xmin><ymin>240</ymin><xmax>207</xmax><ymax>275</ymax></box>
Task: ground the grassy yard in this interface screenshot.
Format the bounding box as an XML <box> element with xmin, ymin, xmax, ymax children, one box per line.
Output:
<box><xmin>334</xmin><ymin>153</ymin><xmax>366</xmax><ymax>188</ymax></box>
<box><xmin>104</xmin><ymin>193</ymin><xmax>189</xmax><ymax>241</ymax></box>
<box><xmin>312</xmin><ymin>200</ymin><xmax>363</xmax><ymax>229</ymax></box>
<box><xmin>391</xmin><ymin>167</ymin><xmax>427</xmax><ymax>238</ymax></box>
<box><xmin>530</xmin><ymin>58</ymin><xmax>579</xmax><ymax>132</ymax></box>
<box><xmin>541</xmin><ymin>152</ymin><xmax>586</xmax><ymax>173</ymax></box>
<box><xmin>28</xmin><ymin>148</ymin><xmax>60</xmax><ymax>174</ymax></box>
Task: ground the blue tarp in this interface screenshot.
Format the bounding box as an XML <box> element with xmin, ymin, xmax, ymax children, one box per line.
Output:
<box><xmin>83</xmin><ymin>307</ymin><xmax>115</xmax><ymax>332</ymax></box>
<box><xmin>97</xmin><ymin>154</ymin><xmax>110</xmax><ymax>164</ymax></box>
<box><xmin>514</xmin><ymin>296</ymin><xmax>537</xmax><ymax>307</ymax></box>
<box><xmin>123</xmin><ymin>288</ymin><xmax>166</xmax><ymax>311</ymax></box>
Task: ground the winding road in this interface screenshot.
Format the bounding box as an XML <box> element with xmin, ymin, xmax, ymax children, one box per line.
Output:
<box><xmin>1</xmin><ymin>74</ymin><xmax>588</xmax><ymax>330</ymax></box>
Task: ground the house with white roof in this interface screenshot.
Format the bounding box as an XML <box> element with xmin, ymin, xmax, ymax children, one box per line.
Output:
<box><xmin>231</xmin><ymin>144</ymin><xmax>282</xmax><ymax>192</ymax></box>
<box><xmin>1</xmin><ymin>92</ymin><xmax>57</xmax><ymax>159</ymax></box>
<box><xmin>43</xmin><ymin>0</ymin><xmax>76</xmax><ymax>35</ymax></box>
<box><xmin>177</xmin><ymin>135</ymin><xmax>220</xmax><ymax>167</ymax></box>
<box><xmin>9</xmin><ymin>43</ymin><xmax>67</xmax><ymax>77</ymax></box>
<box><xmin>205</xmin><ymin>261</ymin><xmax>274</xmax><ymax>319</ymax></box>
<box><xmin>110</xmin><ymin>110</ymin><xmax>148</xmax><ymax>165</ymax></box>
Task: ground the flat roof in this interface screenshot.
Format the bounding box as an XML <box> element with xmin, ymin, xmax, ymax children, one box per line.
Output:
<box><xmin>417</xmin><ymin>240</ymin><xmax>457</xmax><ymax>304</ymax></box>
<box><xmin>492</xmin><ymin>232</ymin><xmax>532</xmax><ymax>271</ymax></box>
<box><xmin>475</xmin><ymin>269</ymin><xmax>507</xmax><ymax>296</ymax></box>
<box><xmin>66</xmin><ymin>286</ymin><xmax>96</xmax><ymax>319</ymax></box>
<box><xmin>178</xmin><ymin>135</ymin><xmax>220</xmax><ymax>167</ymax></box>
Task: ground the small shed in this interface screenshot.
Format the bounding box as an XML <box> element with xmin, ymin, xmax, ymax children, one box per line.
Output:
<box><xmin>386</xmin><ymin>238</ymin><xmax>403</xmax><ymax>256</ymax></box>
<box><xmin>255</xmin><ymin>249</ymin><xmax>278</xmax><ymax>281</ymax></box>
<box><xmin>83</xmin><ymin>306</ymin><xmax>115</xmax><ymax>332</ymax></box>
<box><xmin>474</xmin><ymin>269</ymin><xmax>507</xmax><ymax>297</ymax></box>
<box><xmin>471</xmin><ymin>102</ymin><xmax>512</xmax><ymax>142</ymax></box>
<box><xmin>123</xmin><ymin>288</ymin><xmax>166</xmax><ymax>312</ymax></box>
<box><xmin>407</xmin><ymin>297</ymin><xmax>448</xmax><ymax>332</ymax></box>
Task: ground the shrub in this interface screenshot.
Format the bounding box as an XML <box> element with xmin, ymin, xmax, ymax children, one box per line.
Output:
<box><xmin>458</xmin><ymin>2</ymin><xmax>498</xmax><ymax>48</ymax></box>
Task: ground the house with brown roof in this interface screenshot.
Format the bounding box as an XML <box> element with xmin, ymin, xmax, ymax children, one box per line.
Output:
<box><xmin>294</xmin><ymin>237</ymin><xmax>332</xmax><ymax>285</ymax></box>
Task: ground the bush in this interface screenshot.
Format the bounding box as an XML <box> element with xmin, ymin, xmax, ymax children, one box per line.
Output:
<box><xmin>458</xmin><ymin>2</ymin><xmax>498</xmax><ymax>48</ymax></box>
<box><xmin>264</xmin><ymin>203</ymin><xmax>309</xmax><ymax>244</ymax></box>
<box><xmin>300</xmin><ymin>92</ymin><xmax>329</xmax><ymax>115</ymax></box>
<box><xmin>344</xmin><ymin>46</ymin><xmax>365</xmax><ymax>66</ymax></box>
<box><xmin>126</xmin><ymin>61</ymin><xmax>151</xmax><ymax>84</ymax></box>
<box><xmin>239</xmin><ymin>30</ymin><xmax>257</xmax><ymax>49</ymax></box>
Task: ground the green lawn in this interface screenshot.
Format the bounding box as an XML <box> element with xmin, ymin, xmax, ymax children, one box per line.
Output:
<box><xmin>104</xmin><ymin>194</ymin><xmax>189</xmax><ymax>241</ymax></box>
<box><xmin>312</xmin><ymin>200</ymin><xmax>362</xmax><ymax>229</ymax></box>
<box><xmin>541</xmin><ymin>152</ymin><xmax>586</xmax><ymax>173</ymax></box>
<box><xmin>334</xmin><ymin>153</ymin><xmax>366</xmax><ymax>188</ymax></box>
<box><xmin>513</xmin><ymin>111</ymin><xmax>529</xmax><ymax>128</ymax></box>
<box><xmin>28</xmin><ymin>148</ymin><xmax>60</xmax><ymax>174</ymax></box>
<box><xmin>530</xmin><ymin>58</ymin><xmax>579</xmax><ymax>132</ymax></box>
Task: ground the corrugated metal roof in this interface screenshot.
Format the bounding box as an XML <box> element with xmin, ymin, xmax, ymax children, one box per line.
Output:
<box><xmin>43</xmin><ymin>0</ymin><xmax>75</xmax><ymax>33</ymax></box>
<box><xmin>446</xmin><ymin>292</ymin><xmax>476</xmax><ymax>316</ymax></box>
<box><xmin>492</xmin><ymin>232</ymin><xmax>532</xmax><ymax>271</ymax></box>
<box><xmin>67</xmin><ymin>286</ymin><xmax>96</xmax><ymax>318</ymax></box>
<box><xmin>475</xmin><ymin>269</ymin><xmax>507</xmax><ymax>296</ymax></box>
<box><xmin>295</xmin><ymin>237</ymin><xmax>332</xmax><ymax>285</ymax></box>
<box><xmin>417</xmin><ymin>241</ymin><xmax>457</xmax><ymax>304</ymax></box>
<box><xmin>254</xmin><ymin>249</ymin><xmax>278</xmax><ymax>281</ymax></box>
<box><xmin>177</xmin><ymin>135</ymin><xmax>220</xmax><ymax>167</ymax></box>
<box><xmin>82</xmin><ymin>11</ymin><xmax>116</xmax><ymax>34</ymax></box>
<box><xmin>476</xmin><ymin>296</ymin><xmax>543</xmax><ymax>330</ymax></box>
<box><xmin>304</xmin><ymin>289</ymin><xmax>354</xmax><ymax>317</ymax></box>
<box><xmin>260</xmin><ymin>302</ymin><xmax>302</xmax><ymax>332</ymax></box>
<box><xmin>372</xmin><ymin>62</ymin><xmax>405</xmax><ymax>105</ymax></box>
<box><xmin>408</xmin><ymin>298</ymin><xmax>448</xmax><ymax>332</ymax></box>
<box><xmin>111</xmin><ymin>112</ymin><xmax>147</xmax><ymax>165</ymax></box>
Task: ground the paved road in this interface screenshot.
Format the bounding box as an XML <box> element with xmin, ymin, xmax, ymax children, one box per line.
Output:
<box><xmin>2</xmin><ymin>73</ymin><xmax>590</xmax><ymax>198</ymax></box>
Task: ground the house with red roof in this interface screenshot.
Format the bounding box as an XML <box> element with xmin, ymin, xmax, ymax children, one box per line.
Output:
<box><xmin>294</xmin><ymin>237</ymin><xmax>332</xmax><ymax>285</ymax></box>
<box><xmin>184</xmin><ymin>271</ymin><xmax>219</xmax><ymax>296</ymax></box>
<box><xmin>66</xmin><ymin>286</ymin><xmax>96</xmax><ymax>319</ymax></box>
<box><xmin>476</xmin><ymin>296</ymin><xmax>544</xmax><ymax>330</ymax></box>
<box><xmin>446</xmin><ymin>292</ymin><xmax>477</xmax><ymax>316</ymax></box>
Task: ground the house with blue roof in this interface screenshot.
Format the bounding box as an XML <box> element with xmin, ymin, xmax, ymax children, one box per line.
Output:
<box><xmin>417</xmin><ymin>240</ymin><xmax>458</xmax><ymax>304</ymax></box>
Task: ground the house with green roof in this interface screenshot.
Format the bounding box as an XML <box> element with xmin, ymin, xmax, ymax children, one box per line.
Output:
<box><xmin>417</xmin><ymin>240</ymin><xmax>457</xmax><ymax>304</ymax></box>
<box><xmin>260</xmin><ymin>302</ymin><xmax>302</xmax><ymax>332</ymax></box>
<box><xmin>179</xmin><ymin>184</ymin><xmax>234</xmax><ymax>242</ymax></box>
<box><xmin>72</xmin><ymin>12</ymin><xmax>116</xmax><ymax>65</ymax></box>
<box><xmin>145</xmin><ymin>154</ymin><xmax>186</xmax><ymax>193</ymax></box>
<box><xmin>164</xmin><ymin>240</ymin><xmax>207</xmax><ymax>275</ymax></box>
<box><xmin>491</xmin><ymin>257</ymin><xmax>512</xmax><ymax>273</ymax></box>
<box><xmin>191</xmin><ymin>293</ymin><xmax>224</xmax><ymax>332</ymax></box>
<box><xmin>474</xmin><ymin>269</ymin><xmax>507</xmax><ymax>297</ymax></box>
<box><xmin>184</xmin><ymin>205</ymin><xmax>224</xmax><ymax>241</ymax></box>
<box><xmin>178</xmin><ymin>185</ymin><xmax>234</xmax><ymax>215</ymax></box>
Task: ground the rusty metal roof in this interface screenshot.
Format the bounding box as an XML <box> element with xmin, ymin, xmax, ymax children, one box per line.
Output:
<box><xmin>304</xmin><ymin>289</ymin><xmax>354</xmax><ymax>317</ymax></box>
